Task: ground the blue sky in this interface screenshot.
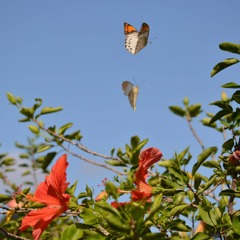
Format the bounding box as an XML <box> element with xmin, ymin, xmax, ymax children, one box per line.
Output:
<box><xmin>1</xmin><ymin>1</ymin><xmax>240</xmax><ymax>195</ymax></box>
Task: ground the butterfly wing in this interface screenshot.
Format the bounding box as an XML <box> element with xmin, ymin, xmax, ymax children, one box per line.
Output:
<box><xmin>124</xmin><ymin>22</ymin><xmax>149</xmax><ymax>54</ymax></box>
<box><xmin>134</xmin><ymin>23</ymin><xmax>150</xmax><ymax>54</ymax></box>
<box><xmin>122</xmin><ymin>81</ymin><xmax>139</xmax><ymax>111</ymax></box>
<box><xmin>124</xmin><ymin>22</ymin><xmax>140</xmax><ymax>54</ymax></box>
<box><xmin>128</xmin><ymin>86</ymin><xmax>139</xmax><ymax>111</ymax></box>
<box><xmin>122</xmin><ymin>81</ymin><xmax>134</xmax><ymax>95</ymax></box>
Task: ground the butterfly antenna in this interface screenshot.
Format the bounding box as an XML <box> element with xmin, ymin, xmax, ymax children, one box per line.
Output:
<box><xmin>132</xmin><ymin>77</ymin><xmax>137</xmax><ymax>85</ymax></box>
<box><xmin>138</xmin><ymin>79</ymin><xmax>147</xmax><ymax>86</ymax></box>
<box><xmin>148</xmin><ymin>37</ymin><xmax>158</xmax><ymax>45</ymax></box>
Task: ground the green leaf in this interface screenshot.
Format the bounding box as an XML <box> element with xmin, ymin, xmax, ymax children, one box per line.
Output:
<box><xmin>219</xmin><ymin>189</ymin><xmax>240</xmax><ymax>197</ymax></box>
<box><xmin>232</xmin><ymin>215</ymin><xmax>240</xmax><ymax>235</ymax></box>
<box><xmin>18</xmin><ymin>117</ymin><xmax>31</xmax><ymax>122</ymax></box>
<box><xmin>20</xmin><ymin>107</ymin><xmax>35</xmax><ymax>118</ymax></box>
<box><xmin>105</xmin><ymin>181</ymin><xmax>118</xmax><ymax>198</ymax></box>
<box><xmin>95</xmin><ymin>202</ymin><xmax>121</xmax><ymax>218</ymax></box>
<box><xmin>169</xmin><ymin>204</ymin><xmax>189</xmax><ymax>216</ymax></box>
<box><xmin>80</xmin><ymin>209</ymin><xmax>99</xmax><ymax>225</ymax></box>
<box><xmin>172</xmin><ymin>192</ymin><xmax>185</xmax><ymax>205</ymax></box>
<box><xmin>67</xmin><ymin>180</ymin><xmax>78</xmax><ymax>195</ymax></box>
<box><xmin>183</xmin><ymin>97</ymin><xmax>189</xmax><ymax>106</ymax></box>
<box><xmin>168</xmin><ymin>167</ymin><xmax>188</xmax><ymax>184</ymax></box>
<box><xmin>0</xmin><ymin>194</ymin><xmax>12</xmax><ymax>203</ymax></box>
<box><xmin>197</xmin><ymin>174</ymin><xmax>218</xmax><ymax>194</ymax></box>
<box><xmin>142</xmin><ymin>233</ymin><xmax>166</xmax><ymax>239</ymax></box>
<box><xmin>6</xmin><ymin>92</ymin><xmax>17</xmax><ymax>105</ymax></box>
<box><xmin>169</xmin><ymin>106</ymin><xmax>185</xmax><ymax>117</ymax></box>
<box><xmin>85</xmin><ymin>185</ymin><xmax>93</xmax><ymax>197</ymax></box>
<box><xmin>232</xmin><ymin>90</ymin><xmax>240</xmax><ymax>104</ymax></box>
<box><xmin>209</xmin><ymin>109</ymin><xmax>232</xmax><ymax>124</ymax></box>
<box><xmin>168</xmin><ymin>220</ymin><xmax>191</xmax><ymax>231</ymax></box>
<box><xmin>65</xmin><ymin>130</ymin><xmax>82</xmax><ymax>141</ymax></box>
<box><xmin>145</xmin><ymin>194</ymin><xmax>162</xmax><ymax>221</ymax></box>
<box><xmin>22</xmin><ymin>170</ymin><xmax>31</xmax><ymax>176</ymax></box>
<box><xmin>130</xmin><ymin>135</ymin><xmax>140</xmax><ymax>148</ymax></box>
<box><xmin>77</xmin><ymin>192</ymin><xmax>88</xmax><ymax>199</ymax></box>
<box><xmin>158</xmin><ymin>159</ymin><xmax>174</xmax><ymax>167</ymax></box>
<box><xmin>42</xmin><ymin>152</ymin><xmax>57</xmax><ymax>170</ymax></box>
<box><xmin>210</xmin><ymin>100</ymin><xmax>233</xmax><ymax>111</ymax></box>
<box><xmin>198</xmin><ymin>207</ymin><xmax>217</xmax><ymax>227</ymax></box>
<box><xmin>28</xmin><ymin>125</ymin><xmax>39</xmax><ymax>134</ymax></box>
<box><xmin>1</xmin><ymin>158</ymin><xmax>15</xmax><ymax>166</ymax></box>
<box><xmin>58</xmin><ymin>123</ymin><xmax>73</xmax><ymax>135</ymax></box>
<box><xmin>192</xmin><ymin>147</ymin><xmax>217</xmax><ymax>175</ymax></box>
<box><xmin>36</xmin><ymin>106</ymin><xmax>63</xmax><ymax>118</ymax></box>
<box><xmin>194</xmin><ymin>173</ymin><xmax>202</xmax><ymax>190</ymax></box>
<box><xmin>105</xmin><ymin>213</ymin><xmax>130</xmax><ymax>233</ymax></box>
<box><xmin>191</xmin><ymin>232</ymin><xmax>212</xmax><ymax>240</ymax></box>
<box><xmin>75</xmin><ymin>222</ymin><xmax>96</xmax><ymax>230</ymax></box>
<box><xmin>105</xmin><ymin>159</ymin><xmax>126</xmax><ymax>167</ymax></box>
<box><xmin>211</xmin><ymin>58</ymin><xmax>240</xmax><ymax>77</ymax></box>
<box><xmin>84</xmin><ymin>235</ymin><xmax>107</xmax><ymax>240</ymax></box>
<box><xmin>222</xmin><ymin>82</ymin><xmax>240</xmax><ymax>89</ymax></box>
<box><xmin>202</xmin><ymin>160</ymin><xmax>219</xmax><ymax>169</ymax></box>
<box><xmin>201</xmin><ymin>118</ymin><xmax>217</xmax><ymax>128</ymax></box>
<box><xmin>136</xmin><ymin>138</ymin><xmax>148</xmax><ymax>151</ymax></box>
<box><xmin>61</xmin><ymin>224</ymin><xmax>83</xmax><ymax>240</ymax></box>
<box><xmin>219</xmin><ymin>42</ymin><xmax>240</xmax><ymax>54</ymax></box>
<box><xmin>33</xmin><ymin>98</ymin><xmax>42</xmax><ymax>110</ymax></box>
<box><xmin>176</xmin><ymin>147</ymin><xmax>190</xmax><ymax>163</ymax></box>
<box><xmin>37</xmin><ymin>144</ymin><xmax>53</xmax><ymax>153</ymax></box>
<box><xmin>0</xmin><ymin>153</ymin><xmax>7</xmax><ymax>159</ymax></box>
<box><xmin>219</xmin><ymin>197</ymin><xmax>228</xmax><ymax>213</ymax></box>
<box><xmin>222</xmin><ymin>138</ymin><xmax>234</xmax><ymax>151</ymax></box>
<box><xmin>188</xmin><ymin>104</ymin><xmax>202</xmax><ymax>117</ymax></box>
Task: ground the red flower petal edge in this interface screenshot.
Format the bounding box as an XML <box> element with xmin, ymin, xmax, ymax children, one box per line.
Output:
<box><xmin>19</xmin><ymin>154</ymin><xmax>70</xmax><ymax>240</ymax></box>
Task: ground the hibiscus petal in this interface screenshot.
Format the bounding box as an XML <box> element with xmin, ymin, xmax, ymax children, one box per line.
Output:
<box><xmin>111</xmin><ymin>201</ymin><xmax>130</xmax><ymax>208</ymax></box>
<box><xmin>46</xmin><ymin>154</ymin><xmax>69</xmax><ymax>194</ymax></box>
<box><xmin>139</xmin><ymin>147</ymin><xmax>162</xmax><ymax>170</ymax></box>
<box><xmin>19</xmin><ymin>154</ymin><xmax>70</xmax><ymax>240</ymax></box>
<box><xmin>131</xmin><ymin>189</ymin><xmax>152</xmax><ymax>201</ymax></box>
<box><xmin>32</xmin><ymin>154</ymin><xmax>70</xmax><ymax>205</ymax></box>
<box><xmin>19</xmin><ymin>206</ymin><xmax>66</xmax><ymax>240</ymax></box>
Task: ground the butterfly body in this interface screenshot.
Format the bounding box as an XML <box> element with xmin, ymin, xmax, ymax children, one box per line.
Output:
<box><xmin>124</xmin><ymin>22</ymin><xmax>150</xmax><ymax>54</ymax></box>
<box><xmin>122</xmin><ymin>81</ymin><xmax>139</xmax><ymax>111</ymax></box>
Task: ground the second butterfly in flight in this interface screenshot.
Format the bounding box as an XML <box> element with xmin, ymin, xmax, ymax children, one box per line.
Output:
<box><xmin>122</xmin><ymin>81</ymin><xmax>139</xmax><ymax>111</ymax></box>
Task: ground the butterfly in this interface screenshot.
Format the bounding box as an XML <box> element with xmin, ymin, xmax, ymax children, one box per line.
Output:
<box><xmin>122</xmin><ymin>81</ymin><xmax>139</xmax><ymax>111</ymax></box>
<box><xmin>124</xmin><ymin>22</ymin><xmax>150</xmax><ymax>54</ymax></box>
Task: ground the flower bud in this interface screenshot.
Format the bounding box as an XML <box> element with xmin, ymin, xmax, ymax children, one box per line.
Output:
<box><xmin>229</xmin><ymin>150</ymin><xmax>240</xmax><ymax>166</ymax></box>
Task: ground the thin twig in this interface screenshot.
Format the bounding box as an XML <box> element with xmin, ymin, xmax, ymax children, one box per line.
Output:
<box><xmin>0</xmin><ymin>227</ymin><xmax>30</xmax><ymax>240</ymax></box>
<box><xmin>185</xmin><ymin>114</ymin><xmax>205</xmax><ymax>150</ymax></box>
<box><xmin>31</xmin><ymin>118</ymin><xmax>127</xmax><ymax>175</ymax></box>
<box><xmin>60</xmin><ymin>144</ymin><xmax>126</xmax><ymax>175</ymax></box>
<box><xmin>228</xmin><ymin>173</ymin><xmax>237</xmax><ymax>215</ymax></box>
<box><xmin>204</xmin><ymin>179</ymin><xmax>223</xmax><ymax>197</ymax></box>
<box><xmin>33</xmin><ymin>118</ymin><xmax>121</xmax><ymax>162</ymax></box>
<box><xmin>0</xmin><ymin>171</ymin><xmax>16</xmax><ymax>190</ymax></box>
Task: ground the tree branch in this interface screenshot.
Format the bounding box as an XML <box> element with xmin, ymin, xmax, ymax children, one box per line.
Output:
<box><xmin>186</xmin><ymin>115</ymin><xmax>205</xmax><ymax>150</ymax></box>
<box><xmin>0</xmin><ymin>227</ymin><xmax>30</xmax><ymax>240</ymax></box>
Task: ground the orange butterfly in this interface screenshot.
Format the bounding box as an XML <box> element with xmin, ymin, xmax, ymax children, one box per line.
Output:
<box><xmin>122</xmin><ymin>81</ymin><xmax>139</xmax><ymax>111</ymax></box>
<box><xmin>124</xmin><ymin>22</ymin><xmax>150</xmax><ymax>54</ymax></box>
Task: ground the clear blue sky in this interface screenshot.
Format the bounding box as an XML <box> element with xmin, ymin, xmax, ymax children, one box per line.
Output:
<box><xmin>1</xmin><ymin>1</ymin><xmax>240</xmax><ymax>195</ymax></box>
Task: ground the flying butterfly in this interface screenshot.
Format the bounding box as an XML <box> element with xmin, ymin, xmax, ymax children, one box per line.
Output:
<box><xmin>124</xmin><ymin>22</ymin><xmax>150</xmax><ymax>54</ymax></box>
<box><xmin>122</xmin><ymin>81</ymin><xmax>139</xmax><ymax>111</ymax></box>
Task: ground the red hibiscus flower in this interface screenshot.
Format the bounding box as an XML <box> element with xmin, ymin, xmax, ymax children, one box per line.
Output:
<box><xmin>139</xmin><ymin>147</ymin><xmax>163</xmax><ymax>170</ymax></box>
<box><xmin>19</xmin><ymin>154</ymin><xmax>71</xmax><ymax>240</ymax></box>
<box><xmin>131</xmin><ymin>147</ymin><xmax>162</xmax><ymax>201</ymax></box>
<box><xmin>131</xmin><ymin>165</ymin><xmax>152</xmax><ymax>201</ymax></box>
<box><xmin>108</xmin><ymin>147</ymin><xmax>162</xmax><ymax>207</ymax></box>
